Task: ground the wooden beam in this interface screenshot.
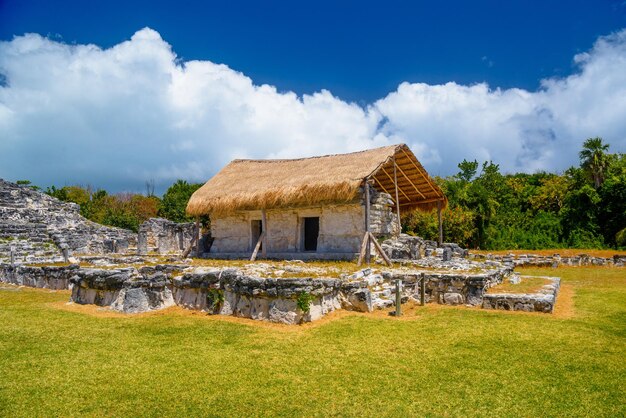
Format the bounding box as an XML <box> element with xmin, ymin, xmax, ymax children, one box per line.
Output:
<box><xmin>395</xmin><ymin>162</ymin><xmax>427</xmax><ymax>200</ymax></box>
<box><xmin>250</xmin><ymin>231</ymin><xmax>265</xmax><ymax>261</ymax></box>
<box><xmin>393</xmin><ymin>157</ymin><xmax>401</xmax><ymax>236</ymax></box>
<box><xmin>364</xmin><ymin>179</ymin><xmax>371</xmax><ymax>264</ymax></box>
<box><xmin>400</xmin><ymin>148</ymin><xmax>442</xmax><ymax>197</ymax></box>
<box><xmin>400</xmin><ymin>197</ymin><xmax>446</xmax><ymax>207</ymax></box>
<box><xmin>380</xmin><ymin>166</ymin><xmax>411</xmax><ymax>201</ymax></box>
<box><xmin>356</xmin><ymin>231</ymin><xmax>369</xmax><ymax>266</ymax></box>
<box><xmin>261</xmin><ymin>209</ymin><xmax>267</xmax><ymax>258</ymax></box>
<box><xmin>368</xmin><ymin>232</ymin><xmax>392</xmax><ymax>267</ymax></box>
<box><xmin>437</xmin><ymin>200</ymin><xmax>443</xmax><ymax>246</ymax></box>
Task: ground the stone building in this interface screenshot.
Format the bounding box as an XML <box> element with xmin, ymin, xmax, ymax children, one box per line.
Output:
<box><xmin>186</xmin><ymin>144</ymin><xmax>446</xmax><ymax>260</ymax></box>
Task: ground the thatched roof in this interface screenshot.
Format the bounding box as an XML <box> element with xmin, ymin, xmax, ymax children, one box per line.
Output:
<box><xmin>186</xmin><ymin>143</ymin><xmax>446</xmax><ymax>216</ymax></box>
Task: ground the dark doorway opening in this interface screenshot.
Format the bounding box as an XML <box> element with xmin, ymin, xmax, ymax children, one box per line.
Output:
<box><xmin>251</xmin><ymin>219</ymin><xmax>262</xmax><ymax>250</ymax></box>
<box><xmin>303</xmin><ymin>217</ymin><xmax>319</xmax><ymax>251</ymax></box>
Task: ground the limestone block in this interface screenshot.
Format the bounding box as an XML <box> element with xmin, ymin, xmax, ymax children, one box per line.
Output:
<box><xmin>250</xmin><ymin>298</ymin><xmax>270</xmax><ymax>320</ymax></box>
<box><xmin>344</xmin><ymin>288</ymin><xmax>373</xmax><ymax>312</ymax></box>
<box><xmin>268</xmin><ymin>299</ymin><xmax>299</xmax><ymax>324</ymax></box>
<box><xmin>220</xmin><ymin>290</ymin><xmax>238</xmax><ymax>315</ymax></box>
<box><xmin>443</xmin><ymin>292</ymin><xmax>464</xmax><ymax>305</ymax></box>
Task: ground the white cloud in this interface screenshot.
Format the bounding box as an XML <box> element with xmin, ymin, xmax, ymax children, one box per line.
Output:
<box><xmin>0</xmin><ymin>27</ymin><xmax>625</xmax><ymax>192</ymax></box>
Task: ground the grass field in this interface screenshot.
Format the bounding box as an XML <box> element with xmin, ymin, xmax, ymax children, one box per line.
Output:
<box><xmin>1</xmin><ymin>266</ymin><xmax>624</xmax><ymax>417</ymax></box>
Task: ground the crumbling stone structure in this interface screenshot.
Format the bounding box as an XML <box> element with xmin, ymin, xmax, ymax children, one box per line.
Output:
<box><xmin>137</xmin><ymin>218</ymin><xmax>196</xmax><ymax>255</ymax></box>
<box><xmin>0</xmin><ymin>179</ymin><xmax>136</xmax><ymax>262</ymax></box>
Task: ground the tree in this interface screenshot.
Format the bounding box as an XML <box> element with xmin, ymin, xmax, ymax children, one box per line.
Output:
<box><xmin>579</xmin><ymin>137</ymin><xmax>610</xmax><ymax>188</ymax></box>
<box><xmin>158</xmin><ymin>180</ymin><xmax>203</xmax><ymax>223</ymax></box>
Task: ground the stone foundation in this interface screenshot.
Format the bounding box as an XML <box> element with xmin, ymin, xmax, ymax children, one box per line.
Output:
<box><xmin>470</xmin><ymin>252</ymin><xmax>625</xmax><ymax>267</ymax></box>
<box><xmin>482</xmin><ymin>276</ymin><xmax>560</xmax><ymax>313</ymax></box>
<box><xmin>1</xmin><ymin>257</ymin><xmax>563</xmax><ymax>320</ymax></box>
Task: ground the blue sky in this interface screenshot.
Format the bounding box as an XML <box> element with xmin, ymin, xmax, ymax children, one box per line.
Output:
<box><xmin>0</xmin><ymin>0</ymin><xmax>625</xmax><ymax>192</ymax></box>
<box><xmin>3</xmin><ymin>0</ymin><xmax>624</xmax><ymax>102</ymax></box>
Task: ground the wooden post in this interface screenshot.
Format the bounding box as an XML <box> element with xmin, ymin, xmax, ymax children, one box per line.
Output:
<box><xmin>261</xmin><ymin>209</ymin><xmax>267</xmax><ymax>258</ymax></box>
<box><xmin>250</xmin><ymin>232</ymin><xmax>265</xmax><ymax>261</ymax></box>
<box><xmin>393</xmin><ymin>157</ymin><xmax>401</xmax><ymax>236</ymax></box>
<box><xmin>364</xmin><ymin>179</ymin><xmax>371</xmax><ymax>264</ymax></box>
<box><xmin>356</xmin><ymin>232</ymin><xmax>369</xmax><ymax>266</ymax></box>
<box><xmin>420</xmin><ymin>275</ymin><xmax>426</xmax><ymax>306</ymax></box>
<box><xmin>368</xmin><ymin>232</ymin><xmax>392</xmax><ymax>267</ymax></box>
<box><xmin>437</xmin><ymin>200</ymin><xmax>443</xmax><ymax>246</ymax></box>
<box><xmin>395</xmin><ymin>279</ymin><xmax>402</xmax><ymax>316</ymax></box>
<box><xmin>195</xmin><ymin>217</ymin><xmax>201</xmax><ymax>257</ymax></box>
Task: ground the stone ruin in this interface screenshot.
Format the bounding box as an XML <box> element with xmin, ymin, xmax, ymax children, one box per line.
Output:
<box><xmin>0</xmin><ymin>179</ymin><xmax>198</xmax><ymax>263</ymax></box>
<box><xmin>3</xmin><ymin>177</ymin><xmax>622</xmax><ymax>324</ymax></box>
<box><xmin>137</xmin><ymin>218</ymin><xmax>196</xmax><ymax>255</ymax></box>
<box><xmin>0</xmin><ymin>179</ymin><xmax>136</xmax><ymax>263</ymax></box>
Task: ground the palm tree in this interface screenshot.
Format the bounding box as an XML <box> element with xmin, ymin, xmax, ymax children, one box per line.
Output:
<box><xmin>579</xmin><ymin>137</ymin><xmax>610</xmax><ymax>188</ymax></box>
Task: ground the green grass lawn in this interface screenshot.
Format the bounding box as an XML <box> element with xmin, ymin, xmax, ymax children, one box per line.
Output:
<box><xmin>1</xmin><ymin>266</ymin><xmax>624</xmax><ymax>417</ymax></box>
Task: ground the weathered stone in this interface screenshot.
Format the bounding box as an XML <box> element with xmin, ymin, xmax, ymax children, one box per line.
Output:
<box><xmin>443</xmin><ymin>292</ymin><xmax>464</xmax><ymax>305</ymax></box>
<box><xmin>138</xmin><ymin>218</ymin><xmax>196</xmax><ymax>255</ymax></box>
<box><xmin>381</xmin><ymin>234</ymin><xmax>424</xmax><ymax>260</ymax></box>
<box><xmin>0</xmin><ymin>179</ymin><xmax>136</xmax><ymax>262</ymax></box>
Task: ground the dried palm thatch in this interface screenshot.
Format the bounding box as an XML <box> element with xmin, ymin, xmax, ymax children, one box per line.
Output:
<box><xmin>186</xmin><ymin>143</ymin><xmax>446</xmax><ymax>216</ymax></box>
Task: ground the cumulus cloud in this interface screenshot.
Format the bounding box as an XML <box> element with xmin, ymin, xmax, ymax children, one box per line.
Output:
<box><xmin>0</xmin><ymin>27</ymin><xmax>625</xmax><ymax>191</ymax></box>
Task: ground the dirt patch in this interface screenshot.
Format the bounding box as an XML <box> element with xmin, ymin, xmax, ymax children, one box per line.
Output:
<box><xmin>551</xmin><ymin>283</ymin><xmax>575</xmax><ymax>319</ymax></box>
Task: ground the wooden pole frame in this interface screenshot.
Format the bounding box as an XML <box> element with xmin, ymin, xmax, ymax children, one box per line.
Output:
<box><xmin>357</xmin><ymin>231</ymin><xmax>392</xmax><ymax>267</ymax></box>
<box><xmin>364</xmin><ymin>179</ymin><xmax>371</xmax><ymax>264</ymax></box>
<box><xmin>437</xmin><ymin>200</ymin><xmax>443</xmax><ymax>246</ymax></box>
<box><xmin>250</xmin><ymin>231</ymin><xmax>265</xmax><ymax>261</ymax></box>
<box><xmin>393</xmin><ymin>156</ymin><xmax>401</xmax><ymax>237</ymax></box>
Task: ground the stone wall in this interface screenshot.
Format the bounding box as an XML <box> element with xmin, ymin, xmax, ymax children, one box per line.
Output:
<box><xmin>210</xmin><ymin>204</ymin><xmax>366</xmax><ymax>255</ymax></box>
<box><xmin>0</xmin><ymin>264</ymin><xmax>79</xmax><ymax>290</ymax></box>
<box><xmin>482</xmin><ymin>276</ymin><xmax>560</xmax><ymax>312</ymax></box>
<box><xmin>137</xmin><ymin>218</ymin><xmax>196</xmax><ymax>255</ymax></box>
<box><xmin>381</xmin><ymin>266</ymin><xmax>511</xmax><ymax>307</ymax></box>
<box><xmin>172</xmin><ymin>269</ymin><xmax>355</xmax><ymax>324</ymax></box>
<box><xmin>367</xmin><ymin>186</ymin><xmax>400</xmax><ymax>237</ymax></box>
<box><xmin>0</xmin><ymin>179</ymin><xmax>136</xmax><ymax>262</ymax></box>
<box><xmin>209</xmin><ymin>185</ymin><xmax>399</xmax><ymax>257</ymax></box>
<box><xmin>470</xmin><ymin>252</ymin><xmax>625</xmax><ymax>267</ymax></box>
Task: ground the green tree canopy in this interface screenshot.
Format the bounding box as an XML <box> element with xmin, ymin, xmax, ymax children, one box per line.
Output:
<box><xmin>158</xmin><ymin>180</ymin><xmax>203</xmax><ymax>223</ymax></box>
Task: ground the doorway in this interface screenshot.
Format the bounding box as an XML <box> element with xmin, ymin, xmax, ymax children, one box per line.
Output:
<box><xmin>251</xmin><ymin>219</ymin><xmax>262</xmax><ymax>250</ymax></box>
<box><xmin>303</xmin><ymin>217</ymin><xmax>319</xmax><ymax>251</ymax></box>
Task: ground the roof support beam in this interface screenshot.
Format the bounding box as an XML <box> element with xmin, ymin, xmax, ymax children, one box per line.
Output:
<box><xmin>380</xmin><ymin>166</ymin><xmax>411</xmax><ymax>201</ymax></box>
<box><xmin>400</xmin><ymin>148</ymin><xmax>442</xmax><ymax>197</ymax></box>
<box><xmin>399</xmin><ymin>197</ymin><xmax>446</xmax><ymax>207</ymax></box>
<box><xmin>393</xmin><ymin>156</ymin><xmax>401</xmax><ymax>237</ymax></box>
<box><xmin>437</xmin><ymin>200</ymin><xmax>443</xmax><ymax>246</ymax></box>
<box><xmin>395</xmin><ymin>162</ymin><xmax>427</xmax><ymax>200</ymax></box>
<box><xmin>364</xmin><ymin>178</ymin><xmax>371</xmax><ymax>264</ymax></box>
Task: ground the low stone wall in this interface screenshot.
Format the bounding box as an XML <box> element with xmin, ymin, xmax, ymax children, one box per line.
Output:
<box><xmin>70</xmin><ymin>268</ymin><xmax>175</xmax><ymax>313</ymax></box>
<box><xmin>2</xmin><ymin>257</ymin><xmax>563</xmax><ymax>320</ymax></box>
<box><xmin>470</xmin><ymin>252</ymin><xmax>625</xmax><ymax>267</ymax></box>
<box><xmin>482</xmin><ymin>276</ymin><xmax>561</xmax><ymax>313</ymax></box>
<box><xmin>0</xmin><ymin>263</ymin><xmax>78</xmax><ymax>290</ymax></box>
<box><xmin>172</xmin><ymin>269</ymin><xmax>371</xmax><ymax>324</ymax></box>
<box><xmin>380</xmin><ymin>265</ymin><xmax>512</xmax><ymax>307</ymax></box>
